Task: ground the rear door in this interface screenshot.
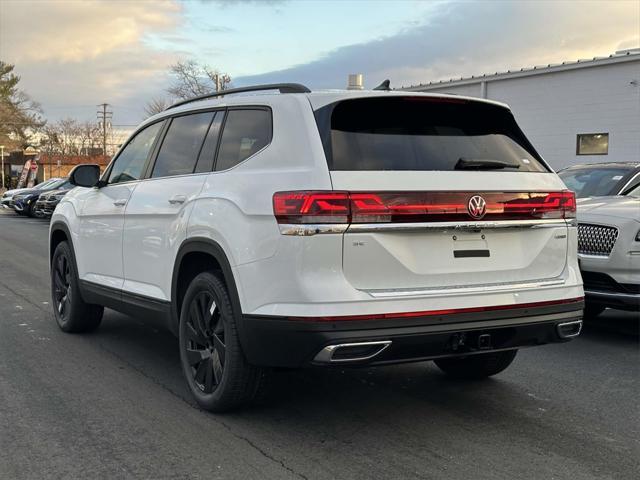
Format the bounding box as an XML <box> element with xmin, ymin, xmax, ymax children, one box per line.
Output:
<box><xmin>313</xmin><ymin>96</ymin><xmax>572</xmax><ymax>292</ymax></box>
<box><xmin>122</xmin><ymin>110</ymin><xmax>222</xmax><ymax>300</ymax></box>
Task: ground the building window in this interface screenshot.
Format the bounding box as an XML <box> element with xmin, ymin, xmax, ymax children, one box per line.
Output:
<box><xmin>576</xmin><ymin>133</ymin><xmax>608</xmax><ymax>155</ymax></box>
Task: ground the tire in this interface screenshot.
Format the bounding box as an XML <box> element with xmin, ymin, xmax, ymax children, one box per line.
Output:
<box><xmin>51</xmin><ymin>241</ymin><xmax>103</xmax><ymax>333</ymax></box>
<box><xmin>434</xmin><ymin>349</ymin><xmax>518</xmax><ymax>380</ymax></box>
<box><xmin>583</xmin><ymin>304</ymin><xmax>605</xmax><ymax>319</ymax></box>
<box><xmin>178</xmin><ymin>271</ymin><xmax>268</xmax><ymax>412</ymax></box>
<box><xmin>27</xmin><ymin>201</ymin><xmax>37</xmax><ymax>218</ymax></box>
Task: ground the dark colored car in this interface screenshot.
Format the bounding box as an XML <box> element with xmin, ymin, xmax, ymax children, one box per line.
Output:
<box><xmin>35</xmin><ymin>188</ymin><xmax>72</xmax><ymax>218</ymax></box>
<box><xmin>558</xmin><ymin>162</ymin><xmax>640</xmax><ymax>198</ymax></box>
<box><xmin>13</xmin><ymin>178</ymin><xmax>72</xmax><ymax>217</ymax></box>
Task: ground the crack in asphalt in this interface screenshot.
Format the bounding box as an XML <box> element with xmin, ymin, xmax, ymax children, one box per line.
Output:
<box><xmin>0</xmin><ymin>278</ymin><xmax>51</xmax><ymax>315</ymax></box>
<box><xmin>0</xmin><ymin>273</ymin><xmax>308</xmax><ymax>479</ymax></box>
<box><xmin>94</xmin><ymin>340</ymin><xmax>308</xmax><ymax>480</ymax></box>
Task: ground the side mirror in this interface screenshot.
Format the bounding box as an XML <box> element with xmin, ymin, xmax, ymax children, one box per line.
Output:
<box><xmin>69</xmin><ymin>164</ymin><xmax>101</xmax><ymax>188</ymax></box>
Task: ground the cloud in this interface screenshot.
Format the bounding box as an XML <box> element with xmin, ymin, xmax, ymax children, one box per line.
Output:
<box><xmin>0</xmin><ymin>0</ymin><xmax>184</xmax><ymax>123</ymax></box>
<box><xmin>236</xmin><ymin>0</ymin><xmax>640</xmax><ymax>89</ymax></box>
<box><xmin>1</xmin><ymin>0</ymin><xmax>182</xmax><ymax>63</ymax></box>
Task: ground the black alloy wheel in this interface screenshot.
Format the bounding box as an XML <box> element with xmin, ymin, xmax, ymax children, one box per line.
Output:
<box><xmin>52</xmin><ymin>250</ymin><xmax>72</xmax><ymax>322</ymax></box>
<box><xmin>178</xmin><ymin>271</ymin><xmax>267</xmax><ymax>411</ymax></box>
<box><xmin>50</xmin><ymin>241</ymin><xmax>103</xmax><ymax>333</ymax></box>
<box><xmin>184</xmin><ymin>292</ymin><xmax>226</xmax><ymax>394</ymax></box>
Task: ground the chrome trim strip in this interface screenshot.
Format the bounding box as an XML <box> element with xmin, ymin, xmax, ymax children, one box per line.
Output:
<box><xmin>617</xmin><ymin>171</ymin><xmax>640</xmax><ymax>195</ymax></box>
<box><xmin>279</xmin><ymin>219</ymin><xmax>571</xmax><ymax>236</ymax></box>
<box><xmin>278</xmin><ymin>224</ymin><xmax>349</xmax><ymax>236</ymax></box>
<box><xmin>364</xmin><ymin>278</ymin><xmax>566</xmax><ymax>298</ymax></box>
<box><xmin>347</xmin><ymin>219</ymin><xmax>571</xmax><ymax>233</ymax></box>
<box><xmin>578</xmin><ymin>253</ymin><xmax>610</xmax><ymax>259</ymax></box>
<box><xmin>314</xmin><ymin>340</ymin><xmax>392</xmax><ymax>363</ymax></box>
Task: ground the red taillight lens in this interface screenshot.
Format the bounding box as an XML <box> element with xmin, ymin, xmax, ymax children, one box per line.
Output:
<box><xmin>273</xmin><ymin>191</ymin><xmax>577</xmax><ymax>224</ymax></box>
<box><xmin>502</xmin><ymin>191</ymin><xmax>576</xmax><ymax>219</ymax></box>
<box><xmin>273</xmin><ymin>191</ymin><xmax>350</xmax><ymax>224</ymax></box>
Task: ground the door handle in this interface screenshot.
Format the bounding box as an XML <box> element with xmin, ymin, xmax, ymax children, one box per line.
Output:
<box><xmin>113</xmin><ymin>199</ymin><xmax>127</xmax><ymax>207</ymax></box>
<box><xmin>168</xmin><ymin>195</ymin><xmax>186</xmax><ymax>205</ymax></box>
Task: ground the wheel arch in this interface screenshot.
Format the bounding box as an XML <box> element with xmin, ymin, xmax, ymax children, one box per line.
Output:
<box><xmin>171</xmin><ymin>238</ymin><xmax>245</xmax><ymax>338</ymax></box>
<box><xmin>50</xmin><ymin>221</ymin><xmax>90</xmax><ymax>304</ymax></box>
<box><xmin>49</xmin><ymin>221</ymin><xmax>74</xmax><ymax>264</ymax></box>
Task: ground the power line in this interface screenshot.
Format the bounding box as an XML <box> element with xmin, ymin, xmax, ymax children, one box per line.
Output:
<box><xmin>96</xmin><ymin>103</ymin><xmax>113</xmax><ymax>156</ymax></box>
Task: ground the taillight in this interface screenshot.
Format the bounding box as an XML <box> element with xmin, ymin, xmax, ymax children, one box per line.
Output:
<box><xmin>273</xmin><ymin>191</ymin><xmax>350</xmax><ymax>224</ymax></box>
<box><xmin>272</xmin><ymin>191</ymin><xmax>577</xmax><ymax>224</ymax></box>
<box><xmin>502</xmin><ymin>191</ymin><xmax>576</xmax><ymax>219</ymax></box>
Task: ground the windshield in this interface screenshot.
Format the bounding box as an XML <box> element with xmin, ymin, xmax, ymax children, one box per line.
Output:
<box><xmin>35</xmin><ymin>178</ymin><xmax>59</xmax><ymax>189</ymax></box>
<box><xmin>314</xmin><ymin>97</ymin><xmax>548</xmax><ymax>172</ymax></box>
<box><xmin>46</xmin><ymin>178</ymin><xmax>68</xmax><ymax>190</ymax></box>
<box><xmin>558</xmin><ymin>167</ymin><xmax>632</xmax><ymax>198</ymax></box>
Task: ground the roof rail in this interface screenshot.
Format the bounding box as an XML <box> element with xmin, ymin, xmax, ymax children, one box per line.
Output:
<box><xmin>165</xmin><ymin>83</ymin><xmax>311</xmax><ymax>110</ymax></box>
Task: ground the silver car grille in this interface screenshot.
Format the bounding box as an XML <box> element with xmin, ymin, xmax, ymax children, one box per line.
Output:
<box><xmin>578</xmin><ymin>223</ymin><xmax>618</xmax><ymax>256</ymax></box>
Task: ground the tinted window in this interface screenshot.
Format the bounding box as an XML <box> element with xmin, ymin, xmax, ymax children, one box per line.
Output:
<box><xmin>109</xmin><ymin>122</ymin><xmax>163</xmax><ymax>184</ymax></box>
<box><xmin>194</xmin><ymin>112</ymin><xmax>223</xmax><ymax>173</ymax></box>
<box><xmin>152</xmin><ymin>112</ymin><xmax>214</xmax><ymax>178</ymax></box>
<box><xmin>558</xmin><ymin>167</ymin><xmax>632</xmax><ymax>198</ymax></box>
<box><xmin>216</xmin><ymin>109</ymin><xmax>272</xmax><ymax>171</ymax></box>
<box><xmin>315</xmin><ymin>97</ymin><xmax>547</xmax><ymax>172</ymax></box>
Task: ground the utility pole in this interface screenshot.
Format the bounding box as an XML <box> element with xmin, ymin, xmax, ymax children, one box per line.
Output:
<box><xmin>97</xmin><ymin>103</ymin><xmax>113</xmax><ymax>156</ymax></box>
<box><xmin>0</xmin><ymin>145</ymin><xmax>5</xmax><ymax>191</ymax></box>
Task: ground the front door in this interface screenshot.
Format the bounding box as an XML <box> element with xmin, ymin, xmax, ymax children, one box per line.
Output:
<box><xmin>75</xmin><ymin>121</ymin><xmax>164</xmax><ymax>290</ymax></box>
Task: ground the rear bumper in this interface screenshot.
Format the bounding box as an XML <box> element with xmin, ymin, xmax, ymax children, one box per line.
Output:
<box><xmin>239</xmin><ymin>300</ymin><xmax>584</xmax><ymax>367</ymax></box>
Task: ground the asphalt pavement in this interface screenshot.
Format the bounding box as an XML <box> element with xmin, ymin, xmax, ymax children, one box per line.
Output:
<box><xmin>0</xmin><ymin>208</ymin><xmax>638</xmax><ymax>480</ymax></box>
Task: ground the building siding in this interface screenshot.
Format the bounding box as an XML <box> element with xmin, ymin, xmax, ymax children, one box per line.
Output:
<box><xmin>409</xmin><ymin>59</ymin><xmax>640</xmax><ymax>170</ymax></box>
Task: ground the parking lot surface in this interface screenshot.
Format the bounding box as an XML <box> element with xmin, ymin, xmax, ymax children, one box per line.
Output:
<box><xmin>0</xmin><ymin>208</ymin><xmax>638</xmax><ymax>480</ymax></box>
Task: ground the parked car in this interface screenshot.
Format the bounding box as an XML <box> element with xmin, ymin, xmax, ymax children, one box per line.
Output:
<box><xmin>558</xmin><ymin>162</ymin><xmax>640</xmax><ymax>198</ymax></box>
<box><xmin>1</xmin><ymin>178</ymin><xmax>62</xmax><ymax>209</ymax></box>
<box><xmin>50</xmin><ymin>84</ymin><xmax>584</xmax><ymax>411</ymax></box>
<box><xmin>13</xmin><ymin>178</ymin><xmax>72</xmax><ymax>217</ymax></box>
<box><xmin>35</xmin><ymin>187</ymin><xmax>73</xmax><ymax>218</ymax></box>
<box><xmin>577</xmin><ymin>185</ymin><xmax>640</xmax><ymax>316</ymax></box>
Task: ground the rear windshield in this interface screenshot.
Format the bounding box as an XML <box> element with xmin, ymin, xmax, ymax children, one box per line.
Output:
<box><xmin>314</xmin><ymin>97</ymin><xmax>548</xmax><ymax>172</ymax></box>
<box><xmin>558</xmin><ymin>166</ymin><xmax>633</xmax><ymax>198</ymax></box>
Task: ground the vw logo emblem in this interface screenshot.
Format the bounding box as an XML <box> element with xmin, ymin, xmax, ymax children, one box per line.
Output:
<box><xmin>467</xmin><ymin>195</ymin><xmax>487</xmax><ymax>219</ymax></box>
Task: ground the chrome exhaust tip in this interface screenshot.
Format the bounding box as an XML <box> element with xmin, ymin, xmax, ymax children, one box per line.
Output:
<box><xmin>557</xmin><ymin>320</ymin><xmax>582</xmax><ymax>339</ymax></box>
<box><xmin>313</xmin><ymin>340</ymin><xmax>392</xmax><ymax>364</ymax></box>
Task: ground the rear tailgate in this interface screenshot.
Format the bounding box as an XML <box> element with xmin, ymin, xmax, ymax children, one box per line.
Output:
<box><xmin>313</xmin><ymin>95</ymin><xmax>573</xmax><ymax>293</ymax></box>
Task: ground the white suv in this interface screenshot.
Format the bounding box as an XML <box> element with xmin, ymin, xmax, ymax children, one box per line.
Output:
<box><xmin>50</xmin><ymin>84</ymin><xmax>584</xmax><ymax>411</ymax></box>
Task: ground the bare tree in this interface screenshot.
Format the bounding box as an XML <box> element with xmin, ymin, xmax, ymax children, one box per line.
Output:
<box><xmin>144</xmin><ymin>97</ymin><xmax>170</xmax><ymax>117</ymax></box>
<box><xmin>40</xmin><ymin>118</ymin><xmax>102</xmax><ymax>157</ymax></box>
<box><xmin>144</xmin><ymin>60</ymin><xmax>232</xmax><ymax>118</ymax></box>
<box><xmin>167</xmin><ymin>60</ymin><xmax>232</xmax><ymax>99</ymax></box>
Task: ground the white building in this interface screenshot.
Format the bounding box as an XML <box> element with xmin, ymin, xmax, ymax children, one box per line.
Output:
<box><xmin>402</xmin><ymin>49</ymin><xmax>640</xmax><ymax>170</ymax></box>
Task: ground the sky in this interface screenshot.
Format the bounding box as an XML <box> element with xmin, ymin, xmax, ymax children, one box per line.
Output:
<box><xmin>1</xmin><ymin>0</ymin><xmax>638</xmax><ymax>128</ymax></box>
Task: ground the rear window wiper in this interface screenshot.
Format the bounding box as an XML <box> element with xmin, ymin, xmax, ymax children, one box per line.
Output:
<box><xmin>455</xmin><ymin>158</ymin><xmax>521</xmax><ymax>170</ymax></box>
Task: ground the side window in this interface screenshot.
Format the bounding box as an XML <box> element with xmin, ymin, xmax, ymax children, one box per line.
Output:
<box><xmin>215</xmin><ymin>109</ymin><xmax>272</xmax><ymax>171</ymax></box>
<box><xmin>194</xmin><ymin>112</ymin><xmax>224</xmax><ymax>173</ymax></box>
<box><xmin>151</xmin><ymin>112</ymin><xmax>214</xmax><ymax>178</ymax></box>
<box><xmin>108</xmin><ymin>122</ymin><xmax>163</xmax><ymax>184</ymax></box>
